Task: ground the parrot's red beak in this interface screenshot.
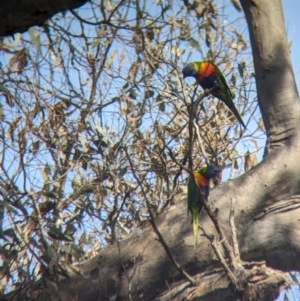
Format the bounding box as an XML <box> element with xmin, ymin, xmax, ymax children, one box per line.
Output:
<box><xmin>215</xmin><ymin>171</ymin><xmax>221</xmax><ymax>180</ymax></box>
<box><xmin>212</xmin><ymin>171</ymin><xmax>222</xmax><ymax>187</ymax></box>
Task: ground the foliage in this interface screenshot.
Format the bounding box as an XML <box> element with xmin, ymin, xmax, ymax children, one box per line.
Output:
<box><xmin>0</xmin><ymin>0</ymin><xmax>262</xmax><ymax>292</ymax></box>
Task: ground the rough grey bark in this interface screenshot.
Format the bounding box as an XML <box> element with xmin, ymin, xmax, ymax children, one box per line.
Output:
<box><xmin>240</xmin><ymin>0</ymin><xmax>300</xmax><ymax>149</ymax></box>
<box><xmin>5</xmin><ymin>0</ymin><xmax>300</xmax><ymax>300</ymax></box>
<box><xmin>0</xmin><ymin>0</ymin><xmax>89</xmax><ymax>36</ymax></box>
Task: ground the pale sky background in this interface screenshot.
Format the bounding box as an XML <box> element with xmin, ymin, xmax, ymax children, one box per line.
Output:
<box><xmin>284</xmin><ymin>0</ymin><xmax>300</xmax><ymax>90</ymax></box>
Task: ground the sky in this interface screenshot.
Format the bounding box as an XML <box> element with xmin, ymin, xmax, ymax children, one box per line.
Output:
<box><xmin>283</xmin><ymin>0</ymin><xmax>300</xmax><ymax>89</ymax></box>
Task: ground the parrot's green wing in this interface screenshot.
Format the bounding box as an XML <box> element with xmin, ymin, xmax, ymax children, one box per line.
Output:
<box><xmin>211</xmin><ymin>62</ymin><xmax>246</xmax><ymax>129</ymax></box>
<box><xmin>212</xmin><ymin>63</ymin><xmax>233</xmax><ymax>95</ymax></box>
<box><xmin>187</xmin><ymin>176</ymin><xmax>200</xmax><ymax>252</ymax></box>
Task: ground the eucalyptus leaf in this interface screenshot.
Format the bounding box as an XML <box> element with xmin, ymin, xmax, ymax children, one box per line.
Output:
<box><xmin>28</xmin><ymin>27</ymin><xmax>41</xmax><ymax>53</ymax></box>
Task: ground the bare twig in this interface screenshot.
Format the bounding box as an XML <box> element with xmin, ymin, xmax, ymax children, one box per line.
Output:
<box><xmin>230</xmin><ymin>198</ymin><xmax>241</xmax><ymax>261</ymax></box>
<box><xmin>193</xmin><ymin>119</ymin><xmax>209</xmax><ymax>163</ymax></box>
<box><xmin>199</xmin><ymin>225</ymin><xmax>238</xmax><ymax>289</ymax></box>
<box><xmin>166</xmin><ymin>146</ymin><xmax>191</xmax><ymax>175</ymax></box>
<box><xmin>194</xmin><ymin>182</ymin><xmax>236</xmax><ymax>263</ymax></box>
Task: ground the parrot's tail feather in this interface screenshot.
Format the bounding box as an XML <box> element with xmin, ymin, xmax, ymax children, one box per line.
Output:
<box><xmin>192</xmin><ymin>210</ymin><xmax>199</xmax><ymax>252</ymax></box>
<box><xmin>228</xmin><ymin>104</ymin><xmax>247</xmax><ymax>129</ymax></box>
<box><xmin>211</xmin><ymin>91</ymin><xmax>246</xmax><ymax>129</ymax></box>
<box><xmin>187</xmin><ymin>206</ymin><xmax>189</xmax><ymax>221</ymax></box>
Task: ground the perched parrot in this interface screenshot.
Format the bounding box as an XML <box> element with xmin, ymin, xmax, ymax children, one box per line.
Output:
<box><xmin>187</xmin><ymin>165</ymin><xmax>221</xmax><ymax>252</ymax></box>
<box><xmin>182</xmin><ymin>61</ymin><xmax>246</xmax><ymax>129</ymax></box>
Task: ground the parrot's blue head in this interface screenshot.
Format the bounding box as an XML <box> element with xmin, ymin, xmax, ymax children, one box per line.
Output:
<box><xmin>182</xmin><ymin>63</ymin><xmax>198</xmax><ymax>78</ymax></box>
<box><xmin>202</xmin><ymin>165</ymin><xmax>221</xmax><ymax>179</ymax></box>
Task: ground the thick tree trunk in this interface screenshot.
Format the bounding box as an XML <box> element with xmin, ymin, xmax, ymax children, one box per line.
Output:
<box><xmin>5</xmin><ymin>0</ymin><xmax>300</xmax><ymax>300</ymax></box>
<box><xmin>0</xmin><ymin>0</ymin><xmax>89</xmax><ymax>36</ymax></box>
<box><xmin>240</xmin><ymin>0</ymin><xmax>300</xmax><ymax>149</ymax></box>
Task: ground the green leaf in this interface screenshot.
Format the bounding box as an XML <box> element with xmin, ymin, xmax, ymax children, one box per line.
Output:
<box><xmin>72</xmin><ymin>177</ymin><xmax>81</xmax><ymax>192</ymax></box>
<box><xmin>183</xmin><ymin>0</ymin><xmax>189</xmax><ymax>7</ymax></box>
<box><xmin>80</xmin><ymin>154</ymin><xmax>91</xmax><ymax>171</ymax></box>
<box><xmin>41</xmin><ymin>191</ymin><xmax>56</xmax><ymax>199</ymax></box>
<box><xmin>32</xmin><ymin>140</ymin><xmax>40</xmax><ymax>155</ymax></box>
<box><xmin>200</xmin><ymin>102</ymin><xmax>206</xmax><ymax>113</ymax></box>
<box><xmin>238</xmin><ymin>61</ymin><xmax>246</xmax><ymax>78</ymax></box>
<box><xmin>12</xmin><ymin>33</ymin><xmax>21</xmax><ymax>47</ymax></box>
<box><xmin>233</xmin><ymin>159</ymin><xmax>239</xmax><ymax>170</ymax></box>
<box><xmin>94</xmin><ymin>139</ymin><xmax>109</xmax><ymax>149</ymax></box>
<box><xmin>39</xmin><ymin>200</ymin><xmax>56</xmax><ymax>215</ymax></box>
<box><xmin>66</xmin><ymin>222</ymin><xmax>77</xmax><ymax>235</ymax></box>
<box><xmin>47</xmin><ymin>226</ymin><xmax>73</xmax><ymax>241</ymax></box>
<box><xmin>231</xmin><ymin>74</ymin><xmax>237</xmax><ymax>86</ymax></box>
<box><xmin>28</xmin><ymin>27</ymin><xmax>41</xmax><ymax>53</ymax></box>
<box><xmin>209</xmin><ymin>21</ymin><xmax>217</xmax><ymax>31</ymax></box>
<box><xmin>145</xmin><ymin>90</ymin><xmax>154</xmax><ymax>99</ymax></box>
<box><xmin>231</xmin><ymin>0</ymin><xmax>242</xmax><ymax>12</ymax></box>
<box><xmin>0</xmin><ymin>103</ymin><xmax>3</xmax><ymax>121</ymax></box>
<box><xmin>3</xmin><ymin>228</ymin><xmax>16</xmax><ymax>238</ymax></box>
<box><xmin>187</xmin><ymin>38</ymin><xmax>201</xmax><ymax>52</ymax></box>
<box><xmin>60</xmin><ymin>135</ymin><xmax>69</xmax><ymax>151</ymax></box>
<box><xmin>118</xmin><ymin>166</ymin><xmax>128</xmax><ymax>177</ymax></box>
<box><xmin>194</xmin><ymin>0</ymin><xmax>204</xmax><ymax>19</ymax></box>
<box><xmin>244</xmin><ymin>151</ymin><xmax>258</xmax><ymax>172</ymax></box>
<box><xmin>159</xmin><ymin>101</ymin><xmax>165</xmax><ymax>112</ymax></box>
<box><xmin>43</xmin><ymin>163</ymin><xmax>51</xmax><ymax>176</ymax></box>
<box><xmin>129</xmin><ymin>89</ymin><xmax>137</xmax><ymax>99</ymax></box>
<box><xmin>155</xmin><ymin>94</ymin><xmax>164</xmax><ymax>110</ymax></box>
<box><xmin>106</xmin><ymin>49</ymin><xmax>117</xmax><ymax>69</ymax></box>
<box><xmin>205</xmin><ymin>29</ymin><xmax>212</xmax><ymax>47</ymax></box>
<box><xmin>47</xmin><ymin>246</ymin><xmax>58</xmax><ymax>261</ymax></box>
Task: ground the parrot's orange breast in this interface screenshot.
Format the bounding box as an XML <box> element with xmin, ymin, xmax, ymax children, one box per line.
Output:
<box><xmin>193</xmin><ymin>172</ymin><xmax>209</xmax><ymax>187</ymax></box>
<box><xmin>196</xmin><ymin>62</ymin><xmax>216</xmax><ymax>82</ymax></box>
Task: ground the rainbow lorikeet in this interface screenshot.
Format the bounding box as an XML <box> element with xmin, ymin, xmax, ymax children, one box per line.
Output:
<box><xmin>182</xmin><ymin>61</ymin><xmax>246</xmax><ymax>129</ymax></box>
<box><xmin>187</xmin><ymin>165</ymin><xmax>221</xmax><ymax>252</ymax></box>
